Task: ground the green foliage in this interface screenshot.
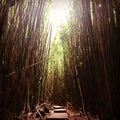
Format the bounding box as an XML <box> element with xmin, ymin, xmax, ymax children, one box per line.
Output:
<box><xmin>48</xmin><ymin>34</ymin><xmax>64</xmax><ymax>77</ymax></box>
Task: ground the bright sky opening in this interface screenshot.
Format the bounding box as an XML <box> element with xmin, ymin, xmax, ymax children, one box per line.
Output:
<box><xmin>49</xmin><ymin>0</ymin><xmax>70</xmax><ymax>27</ymax></box>
<box><xmin>49</xmin><ymin>0</ymin><xmax>71</xmax><ymax>39</ymax></box>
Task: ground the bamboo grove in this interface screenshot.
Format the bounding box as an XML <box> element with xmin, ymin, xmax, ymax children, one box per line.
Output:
<box><xmin>61</xmin><ymin>0</ymin><xmax>120</xmax><ymax>119</ymax></box>
<box><xmin>0</xmin><ymin>0</ymin><xmax>52</xmax><ymax>118</ymax></box>
<box><xmin>0</xmin><ymin>0</ymin><xmax>120</xmax><ymax>120</ymax></box>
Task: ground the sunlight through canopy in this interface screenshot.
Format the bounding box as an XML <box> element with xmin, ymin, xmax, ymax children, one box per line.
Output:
<box><xmin>49</xmin><ymin>0</ymin><xmax>70</xmax><ymax>27</ymax></box>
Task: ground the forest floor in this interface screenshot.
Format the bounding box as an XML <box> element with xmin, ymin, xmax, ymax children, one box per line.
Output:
<box><xmin>19</xmin><ymin>103</ymin><xmax>100</xmax><ymax>120</ymax></box>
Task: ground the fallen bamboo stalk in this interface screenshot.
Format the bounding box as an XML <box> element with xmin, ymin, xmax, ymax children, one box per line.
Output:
<box><xmin>6</xmin><ymin>57</ymin><xmax>51</xmax><ymax>77</ymax></box>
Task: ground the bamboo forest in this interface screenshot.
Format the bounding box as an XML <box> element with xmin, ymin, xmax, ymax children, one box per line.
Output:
<box><xmin>0</xmin><ymin>0</ymin><xmax>120</xmax><ymax>120</ymax></box>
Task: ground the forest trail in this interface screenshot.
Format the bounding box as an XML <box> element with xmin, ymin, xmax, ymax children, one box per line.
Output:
<box><xmin>20</xmin><ymin>103</ymin><xmax>99</xmax><ymax>120</ymax></box>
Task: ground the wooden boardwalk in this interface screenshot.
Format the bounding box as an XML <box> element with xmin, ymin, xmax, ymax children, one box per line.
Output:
<box><xmin>46</xmin><ymin>113</ymin><xmax>68</xmax><ymax>120</ymax></box>
<box><xmin>53</xmin><ymin>106</ymin><xmax>64</xmax><ymax>109</ymax></box>
<box><xmin>20</xmin><ymin>104</ymin><xmax>100</xmax><ymax>120</ymax></box>
<box><xmin>46</xmin><ymin>105</ymin><xmax>68</xmax><ymax>120</ymax></box>
<box><xmin>54</xmin><ymin>109</ymin><xmax>67</xmax><ymax>113</ymax></box>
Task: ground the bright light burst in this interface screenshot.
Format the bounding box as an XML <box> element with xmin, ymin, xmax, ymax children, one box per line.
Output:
<box><xmin>49</xmin><ymin>0</ymin><xmax>70</xmax><ymax>27</ymax></box>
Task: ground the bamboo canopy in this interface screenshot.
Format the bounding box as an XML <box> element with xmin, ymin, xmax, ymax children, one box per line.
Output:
<box><xmin>0</xmin><ymin>0</ymin><xmax>120</xmax><ymax>120</ymax></box>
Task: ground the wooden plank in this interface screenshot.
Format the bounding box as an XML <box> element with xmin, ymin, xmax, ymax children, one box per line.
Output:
<box><xmin>46</xmin><ymin>113</ymin><xmax>68</xmax><ymax>120</ymax></box>
<box><xmin>53</xmin><ymin>106</ymin><xmax>64</xmax><ymax>109</ymax></box>
<box><xmin>54</xmin><ymin>109</ymin><xmax>66</xmax><ymax>113</ymax></box>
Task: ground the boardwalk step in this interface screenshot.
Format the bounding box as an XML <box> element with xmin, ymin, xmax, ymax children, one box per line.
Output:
<box><xmin>54</xmin><ymin>109</ymin><xmax>67</xmax><ymax>113</ymax></box>
<box><xmin>46</xmin><ymin>113</ymin><xmax>68</xmax><ymax>120</ymax></box>
<box><xmin>53</xmin><ymin>106</ymin><xmax>64</xmax><ymax>109</ymax></box>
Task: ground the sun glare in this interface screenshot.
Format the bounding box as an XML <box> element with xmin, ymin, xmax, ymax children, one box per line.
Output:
<box><xmin>49</xmin><ymin>0</ymin><xmax>70</xmax><ymax>27</ymax></box>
